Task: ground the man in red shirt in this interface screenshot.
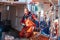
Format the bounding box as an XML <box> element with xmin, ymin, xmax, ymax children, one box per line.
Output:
<box><xmin>19</xmin><ymin>8</ymin><xmax>39</xmax><ymax>38</ymax></box>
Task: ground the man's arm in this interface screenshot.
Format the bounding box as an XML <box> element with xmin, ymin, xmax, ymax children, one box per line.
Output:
<box><xmin>32</xmin><ymin>14</ymin><xmax>39</xmax><ymax>21</ymax></box>
<box><xmin>20</xmin><ymin>16</ymin><xmax>25</xmax><ymax>26</ymax></box>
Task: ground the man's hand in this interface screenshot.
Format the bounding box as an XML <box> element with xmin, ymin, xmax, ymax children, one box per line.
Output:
<box><xmin>21</xmin><ymin>23</ymin><xmax>25</xmax><ymax>26</ymax></box>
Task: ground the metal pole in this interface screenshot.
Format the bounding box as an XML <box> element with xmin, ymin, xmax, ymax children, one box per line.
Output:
<box><xmin>58</xmin><ymin>0</ymin><xmax>60</xmax><ymax>37</ymax></box>
<box><xmin>54</xmin><ymin>5</ymin><xmax>56</xmax><ymax>20</ymax></box>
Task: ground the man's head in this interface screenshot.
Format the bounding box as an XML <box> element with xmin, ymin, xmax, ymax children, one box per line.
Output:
<box><xmin>24</xmin><ymin>8</ymin><xmax>29</xmax><ymax>15</ymax></box>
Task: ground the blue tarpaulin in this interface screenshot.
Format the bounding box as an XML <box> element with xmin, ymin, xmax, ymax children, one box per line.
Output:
<box><xmin>40</xmin><ymin>20</ymin><xmax>50</xmax><ymax>36</ymax></box>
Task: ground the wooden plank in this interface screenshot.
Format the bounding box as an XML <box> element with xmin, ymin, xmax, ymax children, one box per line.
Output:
<box><xmin>30</xmin><ymin>32</ymin><xmax>49</xmax><ymax>40</ymax></box>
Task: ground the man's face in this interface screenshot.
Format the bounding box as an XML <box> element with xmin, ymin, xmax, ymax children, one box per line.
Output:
<box><xmin>24</xmin><ymin>8</ymin><xmax>29</xmax><ymax>15</ymax></box>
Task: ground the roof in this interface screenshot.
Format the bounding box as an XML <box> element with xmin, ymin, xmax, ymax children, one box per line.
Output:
<box><xmin>32</xmin><ymin>0</ymin><xmax>58</xmax><ymax>4</ymax></box>
<box><xmin>0</xmin><ymin>1</ymin><xmax>27</xmax><ymax>6</ymax></box>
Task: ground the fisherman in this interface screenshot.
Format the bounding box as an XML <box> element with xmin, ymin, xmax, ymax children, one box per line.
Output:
<box><xmin>19</xmin><ymin>8</ymin><xmax>39</xmax><ymax>38</ymax></box>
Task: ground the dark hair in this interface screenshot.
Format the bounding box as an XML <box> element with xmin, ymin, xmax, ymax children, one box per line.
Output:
<box><xmin>24</xmin><ymin>7</ymin><xmax>28</xmax><ymax>10</ymax></box>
